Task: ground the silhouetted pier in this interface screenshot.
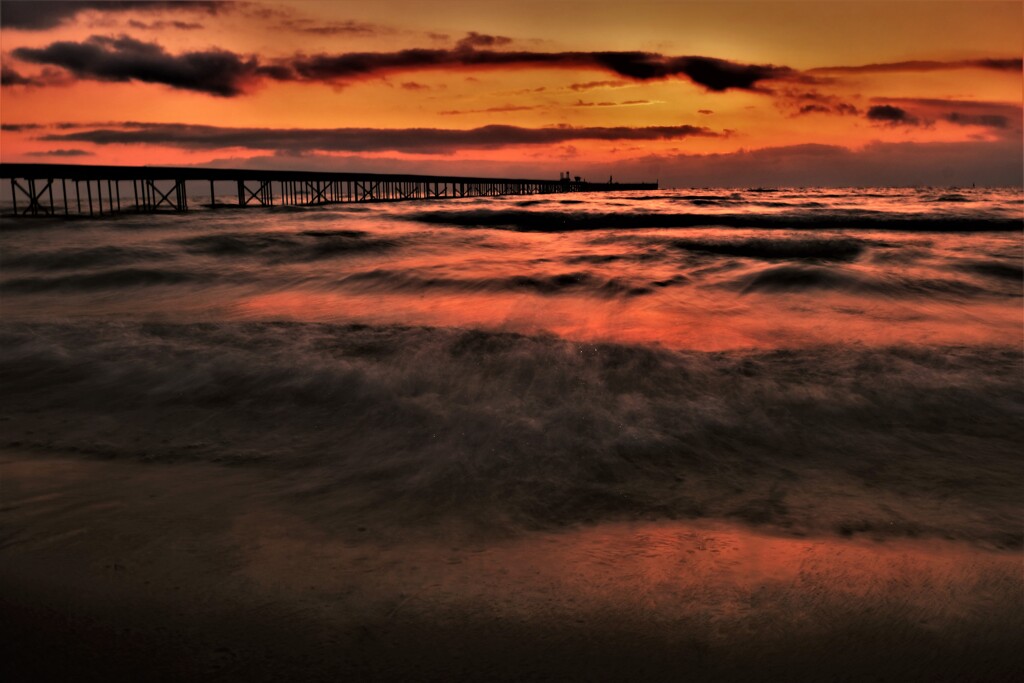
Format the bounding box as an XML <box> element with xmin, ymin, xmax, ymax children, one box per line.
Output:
<box><xmin>0</xmin><ymin>164</ymin><xmax>657</xmax><ymax>217</ymax></box>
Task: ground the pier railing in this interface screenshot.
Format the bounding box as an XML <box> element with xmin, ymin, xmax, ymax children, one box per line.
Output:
<box><xmin>0</xmin><ymin>164</ymin><xmax>657</xmax><ymax>217</ymax></box>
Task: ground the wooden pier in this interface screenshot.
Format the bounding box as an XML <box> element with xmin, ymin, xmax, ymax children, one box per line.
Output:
<box><xmin>0</xmin><ymin>164</ymin><xmax>657</xmax><ymax>217</ymax></box>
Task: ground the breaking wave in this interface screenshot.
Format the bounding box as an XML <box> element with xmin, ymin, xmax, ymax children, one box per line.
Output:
<box><xmin>1</xmin><ymin>322</ymin><xmax>1021</xmax><ymax>545</ymax></box>
<box><xmin>179</xmin><ymin>229</ymin><xmax>401</xmax><ymax>262</ymax></box>
<box><xmin>730</xmin><ymin>264</ymin><xmax>1001</xmax><ymax>298</ymax></box>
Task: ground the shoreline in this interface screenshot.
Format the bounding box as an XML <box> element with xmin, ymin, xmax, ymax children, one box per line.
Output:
<box><xmin>2</xmin><ymin>450</ymin><xmax>1021</xmax><ymax>681</ymax></box>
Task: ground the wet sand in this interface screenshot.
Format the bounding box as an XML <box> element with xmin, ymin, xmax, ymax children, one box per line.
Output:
<box><xmin>2</xmin><ymin>451</ymin><xmax>1021</xmax><ymax>682</ymax></box>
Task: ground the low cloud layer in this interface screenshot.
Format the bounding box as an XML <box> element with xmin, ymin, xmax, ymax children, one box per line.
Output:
<box><xmin>0</xmin><ymin>122</ymin><xmax>43</xmax><ymax>131</ymax></box>
<box><xmin>141</xmin><ymin>134</ymin><xmax>1017</xmax><ymax>189</ymax></box>
<box><xmin>866</xmin><ymin>105</ymin><xmax>919</xmax><ymax>126</ymax></box>
<box><xmin>40</xmin><ymin>122</ymin><xmax>719</xmax><ymax>154</ymax></box>
<box><xmin>25</xmin><ymin>148</ymin><xmax>92</xmax><ymax>157</ymax></box>
<box><xmin>22</xmin><ymin>122</ymin><xmax>1019</xmax><ymax>187</ymax></box>
<box><xmin>617</xmin><ymin>140</ymin><xmax>1023</xmax><ymax>187</ymax></box>
<box><xmin>864</xmin><ymin>98</ymin><xmax>1021</xmax><ymax>133</ymax></box>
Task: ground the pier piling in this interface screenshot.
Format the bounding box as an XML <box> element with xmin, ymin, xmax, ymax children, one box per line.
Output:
<box><xmin>1</xmin><ymin>163</ymin><xmax>657</xmax><ymax>218</ymax></box>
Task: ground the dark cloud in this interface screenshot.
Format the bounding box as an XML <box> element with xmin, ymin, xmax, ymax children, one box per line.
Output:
<box><xmin>973</xmin><ymin>58</ymin><xmax>1023</xmax><ymax>70</ymax></box>
<box><xmin>590</xmin><ymin>53</ymin><xmax>796</xmax><ymax>91</ymax></box>
<box><xmin>284</xmin><ymin>49</ymin><xmax>795</xmax><ymax>92</ymax></box>
<box><xmin>697</xmin><ymin>109</ymin><xmax>714</xmax><ymax>115</ymax></box>
<box><xmin>671</xmin><ymin>56</ymin><xmax>795</xmax><ymax>92</ymax></box>
<box><xmin>869</xmin><ymin>98</ymin><xmax>1021</xmax><ymax>133</ymax></box>
<box><xmin>41</xmin><ymin>122</ymin><xmax>720</xmax><ymax>155</ymax></box>
<box><xmin>568</xmin><ymin>80</ymin><xmax>629</xmax><ymax>91</ymax></box>
<box><xmin>866</xmin><ymin>105</ymin><xmax>920</xmax><ymax>126</ymax></box>
<box><xmin>400</xmin><ymin>81</ymin><xmax>429</xmax><ymax>90</ymax></box>
<box><xmin>127</xmin><ymin>19</ymin><xmax>204</xmax><ymax>31</ymax></box>
<box><xmin>776</xmin><ymin>89</ymin><xmax>860</xmax><ymax>117</ymax></box>
<box><xmin>794</xmin><ymin>102</ymin><xmax>858</xmax><ymax>116</ymax></box>
<box><xmin>456</xmin><ymin>32</ymin><xmax>514</xmax><ymax>50</ymax></box>
<box><xmin>863</xmin><ymin>98</ymin><xmax>1020</xmax><ymax>134</ymax></box>
<box><xmin>0</xmin><ymin>1</ymin><xmax>222</xmax><ymax>30</ymax></box>
<box><xmin>0</xmin><ymin>122</ymin><xmax>43</xmax><ymax>131</ymax></box>
<box><xmin>26</xmin><ymin>148</ymin><xmax>93</xmax><ymax>157</ymax></box>
<box><xmin>877</xmin><ymin>97</ymin><xmax>1019</xmax><ymax>112</ymax></box>
<box><xmin>945</xmin><ymin>113</ymin><xmax>1010</xmax><ymax>129</ymax></box>
<box><xmin>285</xmin><ymin>49</ymin><xmax>564</xmax><ymax>82</ymax></box>
<box><xmin>12</xmin><ymin>34</ymin><xmax>266</xmax><ymax>96</ymax></box>
<box><xmin>281</xmin><ymin>19</ymin><xmax>390</xmax><ymax>36</ymax></box>
<box><xmin>809</xmin><ymin>58</ymin><xmax>1023</xmax><ymax>74</ymax></box>
<box><xmin>1</xmin><ymin>65</ymin><xmax>77</xmax><ymax>89</ymax></box>
<box><xmin>52</xmin><ymin>122</ymin><xmax>99</xmax><ymax>130</ymax></box>
<box><xmin>8</xmin><ymin>33</ymin><xmax>798</xmax><ymax>96</ymax></box>
<box><xmin>0</xmin><ymin>65</ymin><xmax>40</xmax><ymax>86</ymax></box>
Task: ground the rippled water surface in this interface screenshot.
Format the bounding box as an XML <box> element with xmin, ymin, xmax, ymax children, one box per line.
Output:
<box><xmin>2</xmin><ymin>187</ymin><xmax>1021</xmax><ymax>349</ymax></box>
<box><xmin>1</xmin><ymin>187</ymin><xmax>1022</xmax><ymax>540</ymax></box>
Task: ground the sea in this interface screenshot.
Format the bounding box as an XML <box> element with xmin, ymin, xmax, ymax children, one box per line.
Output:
<box><xmin>2</xmin><ymin>186</ymin><xmax>1022</xmax><ymax>544</ymax></box>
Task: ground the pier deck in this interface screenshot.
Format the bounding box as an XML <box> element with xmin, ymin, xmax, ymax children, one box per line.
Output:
<box><xmin>0</xmin><ymin>164</ymin><xmax>657</xmax><ymax>217</ymax></box>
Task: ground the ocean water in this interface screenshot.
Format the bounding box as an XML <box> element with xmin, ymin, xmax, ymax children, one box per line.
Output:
<box><xmin>2</xmin><ymin>187</ymin><xmax>1022</xmax><ymax>543</ymax></box>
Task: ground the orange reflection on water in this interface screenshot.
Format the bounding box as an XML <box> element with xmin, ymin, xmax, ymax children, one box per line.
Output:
<box><xmin>215</xmin><ymin>219</ymin><xmax>1024</xmax><ymax>350</ymax></box>
<box><xmin>1</xmin><ymin>194</ymin><xmax>1019</xmax><ymax>353</ymax></box>
<box><xmin>232</xmin><ymin>287</ymin><xmax>1022</xmax><ymax>351</ymax></box>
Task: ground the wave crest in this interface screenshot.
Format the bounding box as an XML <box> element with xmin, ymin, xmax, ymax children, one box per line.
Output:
<box><xmin>2</xmin><ymin>322</ymin><xmax>1020</xmax><ymax>543</ymax></box>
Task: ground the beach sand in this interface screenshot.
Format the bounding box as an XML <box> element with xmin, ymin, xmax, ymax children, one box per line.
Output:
<box><xmin>2</xmin><ymin>450</ymin><xmax>1021</xmax><ymax>682</ymax></box>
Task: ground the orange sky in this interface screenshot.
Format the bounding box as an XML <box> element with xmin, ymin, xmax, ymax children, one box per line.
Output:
<box><xmin>1</xmin><ymin>1</ymin><xmax>1021</xmax><ymax>185</ymax></box>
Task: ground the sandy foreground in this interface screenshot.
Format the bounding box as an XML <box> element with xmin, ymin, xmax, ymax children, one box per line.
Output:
<box><xmin>1</xmin><ymin>451</ymin><xmax>1021</xmax><ymax>682</ymax></box>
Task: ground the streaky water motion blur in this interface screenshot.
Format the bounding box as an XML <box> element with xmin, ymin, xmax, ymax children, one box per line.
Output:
<box><xmin>2</xmin><ymin>186</ymin><xmax>1021</xmax><ymax>543</ymax></box>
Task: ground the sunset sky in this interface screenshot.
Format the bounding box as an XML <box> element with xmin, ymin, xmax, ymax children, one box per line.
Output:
<box><xmin>1</xmin><ymin>0</ymin><xmax>1021</xmax><ymax>186</ymax></box>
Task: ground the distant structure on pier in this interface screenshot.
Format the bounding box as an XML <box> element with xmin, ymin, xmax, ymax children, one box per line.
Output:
<box><xmin>1</xmin><ymin>164</ymin><xmax>658</xmax><ymax>217</ymax></box>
